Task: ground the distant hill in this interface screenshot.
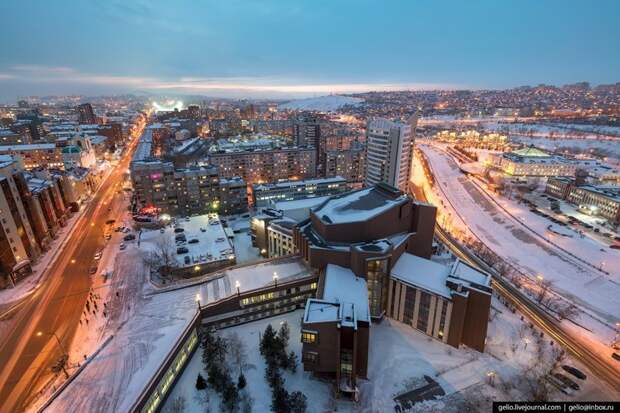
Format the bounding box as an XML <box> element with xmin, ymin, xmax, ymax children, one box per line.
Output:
<box><xmin>278</xmin><ymin>95</ymin><xmax>364</xmax><ymax>112</ymax></box>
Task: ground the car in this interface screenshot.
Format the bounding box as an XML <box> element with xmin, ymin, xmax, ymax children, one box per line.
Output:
<box><xmin>104</xmin><ymin>234</ymin><xmax>112</xmax><ymax>241</ymax></box>
<box><xmin>188</xmin><ymin>238</ymin><xmax>199</xmax><ymax>244</ymax></box>
<box><xmin>184</xmin><ymin>256</ymin><xmax>191</xmax><ymax>265</ymax></box>
<box><xmin>594</xmin><ymin>228</ymin><xmax>600</xmax><ymax>233</ymax></box>
<box><xmin>160</xmin><ymin>228</ymin><xmax>165</xmax><ymax>234</ymax></box>
<box><xmin>553</xmin><ymin>373</ymin><xmax>579</xmax><ymax>391</ymax></box>
<box><xmin>123</xmin><ymin>234</ymin><xmax>136</xmax><ymax>241</ymax></box>
<box><xmin>175</xmin><ymin>234</ymin><xmax>186</xmax><ymax>241</ymax></box>
<box><xmin>114</xmin><ymin>227</ymin><xmax>122</xmax><ymax>232</ymax></box>
<box><xmin>612</xmin><ymin>353</ymin><xmax>620</xmax><ymax>362</ymax></box>
<box><xmin>94</xmin><ymin>251</ymin><xmax>103</xmax><ymax>260</ymax></box>
<box><xmin>105</xmin><ymin>219</ymin><xmax>116</xmax><ymax>225</ymax></box>
<box><xmin>122</xmin><ymin>227</ymin><xmax>131</xmax><ymax>233</ymax></box>
<box><xmin>545</xmin><ymin>375</ymin><xmax>572</xmax><ymax>395</ymax></box>
<box><xmin>174</xmin><ymin>227</ymin><xmax>185</xmax><ymax>233</ymax></box>
<box><xmin>119</xmin><ymin>243</ymin><xmax>126</xmax><ymax>250</ymax></box>
<box><xmin>89</xmin><ymin>266</ymin><xmax>98</xmax><ymax>275</ymax></box>
<box><xmin>177</xmin><ymin>247</ymin><xmax>189</xmax><ymax>254</ymax></box>
<box><xmin>561</xmin><ymin>365</ymin><xmax>586</xmax><ymax>380</ymax></box>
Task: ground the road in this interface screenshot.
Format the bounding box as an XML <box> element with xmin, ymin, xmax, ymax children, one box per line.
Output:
<box><xmin>0</xmin><ymin>118</ymin><xmax>144</xmax><ymax>413</ymax></box>
<box><xmin>409</xmin><ymin>180</ymin><xmax>620</xmax><ymax>392</ymax></box>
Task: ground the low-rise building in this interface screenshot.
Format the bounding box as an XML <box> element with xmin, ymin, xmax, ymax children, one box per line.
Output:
<box><xmin>492</xmin><ymin>146</ymin><xmax>576</xmax><ymax>177</ymax></box>
<box><xmin>252</xmin><ymin>176</ymin><xmax>348</xmax><ymax>207</ymax></box>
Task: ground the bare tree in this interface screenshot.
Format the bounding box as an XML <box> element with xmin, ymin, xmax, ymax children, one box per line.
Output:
<box><xmin>227</xmin><ymin>332</ymin><xmax>248</xmax><ymax>375</ymax></box>
<box><xmin>142</xmin><ymin>235</ymin><xmax>177</xmax><ymax>276</ymax></box>
<box><xmin>535</xmin><ymin>279</ymin><xmax>554</xmax><ymax>304</ymax></box>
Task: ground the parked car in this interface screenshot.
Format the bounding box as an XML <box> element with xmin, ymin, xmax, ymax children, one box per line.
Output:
<box><xmin>105</xmin><ymin>219</ymin><xmax>116</xmax><ymax>225</ymax></box>
<box><xmin>184</xmin><ymin>256</ymin><xmax>191</xmax><ymax>265</ymax></box>
<box><xmin>104</xmin><ymin>234</ymin><xmax>112</xmax><ymax>241</ymax></box>
<box><xmin>89</xmin><ymin>266</ymin><xmax>98</xmax><ymax>275</ymax></box>
<box><xmin>188</xmin><ymin>238</ymin><xmax>199</xmax><ymax>244</ymax></box>
<box><xmin>562</xmin><ymin>365</ymin><xmax>586</xmax><ymax>380</ymax></box>
<box><xmin>174</xmin><ymin>227</ymin><xmax>185</xmax><ymax>233</ymax></box>
<box><xmin>553</xmin><ymin>373</ymin><xmax>579</xmax><ymax>391</ymax></box>
<box><xmin>177</xmin><ymin>247</ymin><xmax>189</xmax><ymax>254</ymax></box>
<box><xmin>160</xmin><ymin>228</ymin><xmax>165</xmax><ymax>233</ymax></box>
<box><xmin>175</xmin><ymin>234</ymin><xmax>186</xmax><ymax>241</ymax></box>
<box><xmin>94</xmin><ymin>251</ymin><xmax>102</xmax><ymax>260</ymax></box>
<box><xmin>119</xmin><ymin>243</ymin><xmax>126</xmax><ymax>250</ymax></box>
<box><xmin>123</xmin><ymin>234</ymin><xmax>136</xmax><ymax>241</ymax></box>
<box><xmin>612</xmin><ymin>353</ymin><xmax>620</xmax><ymax>362</ymax></box>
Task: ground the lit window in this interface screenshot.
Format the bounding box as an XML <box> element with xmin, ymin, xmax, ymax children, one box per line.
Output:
<box><xmin>301</xmin><ymin>330</ymin><xmax>317</xmax><ymax>344</ymax></box>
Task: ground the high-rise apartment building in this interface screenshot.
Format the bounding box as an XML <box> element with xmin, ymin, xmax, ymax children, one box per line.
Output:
<box><xmin>76</xmin><ymin>103</ymin><xmax>97</xmax><ymax>124</ymax></box>
<box><xmin>364</xmin><ymin>115</ymin><xmax>417</xmax><ymax>192</ymax></box>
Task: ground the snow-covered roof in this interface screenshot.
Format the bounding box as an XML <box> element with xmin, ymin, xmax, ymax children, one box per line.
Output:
<box><xmin>449</xmin><ymin>260</ymin><xmax>491</xmax><ymax>288</ymax></box>
<box><xmin>197</xmin><ymin>258</ymin><xmax>313</xmax><ymax>305</ymax></box>
<box><xmin>304</xmin><ymin>264</ymin><xmax>370</xmax><ymax>327</ymax></box>
<box><xmin>391</xmin><ymin>253</ymin><xmax>452</xmax><ymax>298</ymax></box>
<box><xmin>313</xmin><ymin>186</ymin><xmax>406</xmax><ymax>224</ymax></box>
<box><xmin>0</xmin><ymin>143</ymin><xmax>56</xmax><ymax>151</ymax></box>
<box><xmin>272</xmin><ymin>196</ymin><xmax>330</xmax><ymax>222</ymax></box>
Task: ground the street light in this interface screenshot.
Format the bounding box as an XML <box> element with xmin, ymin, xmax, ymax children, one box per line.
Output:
<box><xmin>273</xmin><ymin>272</ymin><xmax>278</xmax><ymax>288</ymax></box>
<box><xmin>486</xmin><ymin>371</ymin><xmax>496</xmax><ymax>385</ymax></box>
<box><xmin>235</xmin><ymin>280</ymin><xmax>241</xmax><ymax>297</ymax></box>
<box><xmin>195</xmin><ymin>293</ymin><xmax>201</xmax><ymax>311</ymax></box>
<box><xmin>536</xmin><ymin>275</ymin><xmax>544</xmax><ymax>284</ymax></box>
<box><xmin>524</xmin><ymin>337</ymin><xmax>530</xmax><ymax>349</ymax></box>
<box><xmin>36</xmin><ymin>330</ymin><xmax>69</xmax><ymax>378</ymax></box>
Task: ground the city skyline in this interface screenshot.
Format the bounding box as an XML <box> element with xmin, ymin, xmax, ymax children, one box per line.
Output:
<box><xmin>0</xmin><ymin>0</ymin><xmax>619</xmax><ymax>100</ymax></box>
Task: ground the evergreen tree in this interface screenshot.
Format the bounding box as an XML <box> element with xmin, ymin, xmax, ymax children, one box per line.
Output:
<box><xmin>260</xmin><ymin>324</ymin><xmax>277</xmax><ymax>357</ymax></box>
<box><xmin>237</xmin><ymin>372</ymin><xmax>246</xmax><ymax>389</ymax></box>
<box><xmin>289</xmin><ymin>391</ymin><xmax>308</xmax><ymax>413</ymax></box>
<box><xmin>287</xmin><ymin>351</ymin><xmax>298</xmax><ymax>373</ymax></box>
<box><xmin>195</xmin><ymin>373</ymin><xmax>207</xmax><ymax>390</ymax></box>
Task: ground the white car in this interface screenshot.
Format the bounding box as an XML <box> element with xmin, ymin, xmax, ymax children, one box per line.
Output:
<box><xmin>119</xmin><ymin>243</ymin><xmax>127</xmax><ymax>250</ymax></box>
<box><xmin>94</xmin><ymin>251</ymin><xmax>103</xmax><ymax>260</ymax></box>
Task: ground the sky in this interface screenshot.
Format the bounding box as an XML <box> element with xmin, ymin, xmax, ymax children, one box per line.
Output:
<box><xmin>0</xmin><ymin>0</ymin><xmax>618</xmax><ymax>101</ymax></box>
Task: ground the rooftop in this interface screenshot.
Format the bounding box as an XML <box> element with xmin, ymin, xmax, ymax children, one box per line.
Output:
<box><xmin>304</xmin><ymin>264</ymin><xmax>370</xmax><ymax>327</ymax></box>
<box><xmin>313</xmin><ymin>185</ymin><xmax>406</xmax><ymax>224</ymax></box>
<box><xmin>391</xmin><ymin>253</ymin><xmax>452</xmax><ymax>298</ymax></box>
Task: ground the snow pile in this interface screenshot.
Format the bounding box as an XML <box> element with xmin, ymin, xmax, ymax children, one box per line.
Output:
<box><xmin>278</xmin><ymin>95</ymin><xmax>363</xmax><ymax>112</ymax></box>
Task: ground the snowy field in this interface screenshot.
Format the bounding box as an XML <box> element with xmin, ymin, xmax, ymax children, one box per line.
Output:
<box><xmin>278</xmin><ymin>95</ymin><xmax>364</xmax><ymax>112</ymax></box>
<box><xmin>414</xmin><ymin>145</ymin><xmax>620</xmax><ymax>354</ymax></box>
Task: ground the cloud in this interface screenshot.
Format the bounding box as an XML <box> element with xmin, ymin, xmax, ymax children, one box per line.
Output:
<box><xmin>0</xmin><ymin>64</ymin><xmax>456</xmax><ymax>97</ymax></box>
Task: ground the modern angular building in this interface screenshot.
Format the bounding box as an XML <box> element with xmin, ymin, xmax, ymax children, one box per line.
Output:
<box><xmin>365</xmin><ymin>116</ymin><xmax>417</xmax><ymax>192</ymax></box>
<box><xmin>295</xmin><ymin>183</ymin><xmax>491</xmax><ymax>393</ymax></box>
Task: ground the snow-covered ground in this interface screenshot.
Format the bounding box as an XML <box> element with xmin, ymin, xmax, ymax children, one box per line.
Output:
<box><xmin>509</xmin><ymin>136</ymin><xmax>620</xmax><ymax>161</ymax></box>
<box><xmin>165</xmin><ymin>297</ymin><xmax>619</xmax><ymax>412</ymax></box>
<box><xmin>413</xmin><ymin>144</ymin><xmax>620</xmax><ymax>357</ymax></box>
<box><xmin>164</xmin><ymin>310</ymin><xmax>333</xmax><ymax>413</ymax></box>
<box><xmin>278</xmin><ymin>95</ymin><xmax>364</xmax><ymax>112</ymax></box>
<box><xmin>140</xmin><ymin>213</ymin><xmax>234</xmax><ymax>269</ymax></box>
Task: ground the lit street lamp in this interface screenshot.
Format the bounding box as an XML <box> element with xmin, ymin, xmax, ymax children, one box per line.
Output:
<box><xmin>36</xmin><ymin>330</ymin><xmax>69</xmax><ymax>378</ymax></box>
<box><xmin>273</xmin><ymin>272</ymin><xmax>278</xmax><ymax>288</ymax></box>
<box><xmin>195</xmin><ymin>293</ymin><xmax>201</xmax><ymax>311</ymax></box>
<box><xmin>486</xmin><ymin>370</ymin><xmax>496</xmax><ymax>385</ymax></box>
<box><xmin>235</xmin><ymin>280</ymin><xmax>241</xmax><ymax>297</ymax></box>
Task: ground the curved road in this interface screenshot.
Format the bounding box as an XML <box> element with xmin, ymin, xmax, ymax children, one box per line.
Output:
<box><xmin>0</xmin><ymin>121</ymin><xmax>143</xmax><ymax>413</ymax></box>
<box><xmin>409</xmin><ymin>181</ymin><xmax>620</xmax><ymax>392</ymax></box>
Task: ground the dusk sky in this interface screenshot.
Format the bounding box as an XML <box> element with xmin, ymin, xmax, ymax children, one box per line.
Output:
<box><xmin>0</xmin><ymin>0</ymin><xmax>618</xmax><ymax>100</ymax></box>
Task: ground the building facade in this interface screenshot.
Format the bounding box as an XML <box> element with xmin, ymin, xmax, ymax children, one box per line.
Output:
<box><xmin>252</xmin><ymin>176</ymin><xmax>348</xmax><ymax>207</ymax></box>
<box><xmin>365</xmin><ymin>116</ymin><xmax>417</xmax><ymax>192</ymax></box>
<box><xmin>208</xmin><ymin>146</ymin><xmax>317</xmax><ymax>185</ymax></box>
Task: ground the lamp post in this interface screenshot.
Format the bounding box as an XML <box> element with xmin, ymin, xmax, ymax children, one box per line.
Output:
<box><xmin>195</xmin><ymin>293</ymin><xmax>201</xmax><ymax>312</ymax></box>
<box><xmin>524</xmin><ymin>337</ymin><xmax>530</xmax><ymax>349</ymax></box>
<box><xmin>235</xmin><ymin>280</ymin><xmax>241</xmax><ymax>297</ymax></box>
<box><xmin>37</xmin><ymin>331</ymin><xmax>69</xmax><ymax>378</ymax></box>
<box><xmin>273</xmin><ymin>272</ymin><xmax>278</xmax><ymax>288</ymax></box>
<box><xmin>486</xmin><ymin>371</ymin><xmax>496</xmax><ymax>386</ymax></box>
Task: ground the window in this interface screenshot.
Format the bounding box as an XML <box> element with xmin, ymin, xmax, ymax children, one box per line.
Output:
<box><xmin>310</xmin><ymin>282</ymin><xmax>317</xmax><ymax>290</ymax></box>
<box><xmin>417</xmin><ymin>291</ymin><xmax>431</xmax><ymax>332</ymax></box>
<box><xmin>302</xmin><ymin>351</ymin><xmax>318</xmax><ymax>364</ymax></box>
<box><xmin>301</xmin><ymin>330</ymin><xmax>317</xmax><ymax>344</ymax></box>
<box><xmin>403</xmin><ymin>286</ymin><xmax>417</xmax><ymax>325</ymax></box>
<box><xmin>366</xmin><ymin>258</ymin><xmax>389</xmax><ymax>317</ymax></box>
